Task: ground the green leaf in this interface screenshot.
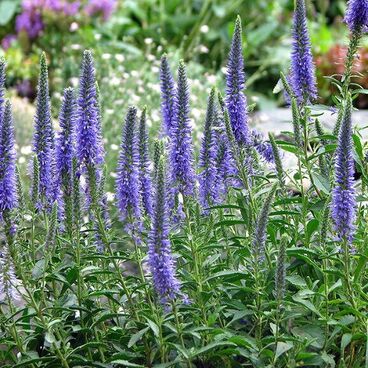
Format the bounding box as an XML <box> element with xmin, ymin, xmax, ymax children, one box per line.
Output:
<box><xmin>311</xmin><ymin>172</ymin><xmax>330</xmax><ymax>194</ymax></box>
<box><xmin>286</xmin><ymin>275</ymin><xmax>307</xmax><ymax>288</ymax></box>
<box><xmin>191</xmin><ymin>341</ymin><xmax>236</xmax><ymax>358</ymax></box>
<box><xmin>306</xmin><ymin>219</ymin><xmax>319</xmax><ymax>243</ymax></box>
<box><xmin>292</xmin><ymin>295</ymin><xmax>322</xmax><ymax>317</ymax></box>
<box><xmin>0</xmin><ymin>1</ymin><xmax>18</xmax><ymax>26</ymax></box>
<box><xmin>145</xmin><ymin>318</ymin><xmax>160</xmax><ymax>338</ymax></box>
<box><xmin>341</xmin><ymin>333</ymin><xmax>352</xmax><ymax>351</ymax></box>
<box><xmin>109</xmin><ymin>360</ymin><xmax>144</xmax><ymax>367</ymax></box>
<box><xmin>275</xmin><ymin>341</ymin><xmax>293</xmax><ymax>360</ymax></box>
<box><xmin>32</xmin><ymin>259</ymin><xmax>46</xmax><ymax>279</ymax></box>
<box><xmin>128</xmin><ymin>327</ymin><xmax>149</xmax><ymax>348</ymax></box>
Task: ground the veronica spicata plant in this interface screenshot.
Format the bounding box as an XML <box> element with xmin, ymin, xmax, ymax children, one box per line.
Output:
<box><xmin>2</xmin><ymin>7</ymin><xmax>368</xmax><ymax>368</ymax></box>
<box><xmin>31</xmin><ymin>52</ymin><xmax>55</xmax><ymax>210</ymax></box>
<box><xmin>226</xmin><ymin>15</ymin><xmax>250</xmax><ymax>146</ymax></box>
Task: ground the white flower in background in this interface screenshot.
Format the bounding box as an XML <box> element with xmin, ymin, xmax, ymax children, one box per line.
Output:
<box><xmin>144</xmin><ymin>38</ymin><xmax>153</xmax><ymax>45</ymax></box>
<box><xmin>95</xmin><ymin>33</ymin><xmax>101</xmax><ymax>40</ymax></box>
<box><xmin>20</xmin><ymin>145</ymin><xmax>32</xmax><ymax>155</ymax></box>
<box><xmin>106</xmin><ymin>192</ymin><xmax>115</xmax><ymax>202</ymax></box>
<box><xmin>70</xmin><ymin>22</ymin><xmax>79</xmax><ymax>32</ymax></box>
<box><xmin>71</xmin><ymin>44</ymin><xmax>81</xmax><ymax>50</ymax></box>
<box><xmin>110</xmin><ymin>144</ymin><xmax>119</xmax><ymax>151</ymax></box>
<box><xmin>115</xmin><ymin>54</ymin><xmax>125</xmax><ymax>63</ymax></box>
<box><xmin>198</xmin><ymin>45</ymin><xmax>209</xmax><ymax>53</ymax></box>
<box><xmin>102</xmin><ymin>53</ymin><xmax>111</xmax><ymax>60</ymax></box>
<box><xmin>200</xmin><ymin>24</ymin><xmax>209</xmax><ymax>33</ymax></box>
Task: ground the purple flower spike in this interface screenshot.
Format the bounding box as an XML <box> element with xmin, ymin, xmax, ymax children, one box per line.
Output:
<box><xmin>0</xmin><ymin>101</ymin><xmax>18</xmax><ymax>216</ymax></box>
<box><xmin>0</xmin><ymin>246</ymin><xmax>21</xmax><ymax>304</ymax></box>
<box><xmin>251</xmin><ymin>130</ymin><xmax>275</xmax><ymax>164</ymax></box>
<box><xmin>160</xmin><ymin>54</ymin><xmax>177</xmax><ymax>136</ymax></box>
<box><xmin>199</xmin><ymin>87</ymin><xmax>218</xmax><ymax>211</ymax></box>
<box><xmin>213</xmin><ymin>109</ymin><xmax>237</xmax><ymax>199</ymax></box>
<box><xmin>226</xmin><ymin>16</ymin><xmax>250</xmax><ymax>146</ymax></box>
<box><xmin>0</xmin><ymin>58</ymin><xmax>6</xmax><ymax>123</ymax></box>
<box><xmin>32</xmin><ymin>52</ymin><xmax>55</xmax><ymax>209</ymax></box>
<box><xmin>148</xmin><ymin>157</ymin><xmax>182</xmax><ymax>304</ymax></box>
<box><xmin>331</xmin><ymin>96</ymin><xmax>356</xmax><ymax>244</ymax></box>
<box><xmin>290</xmin><ymin>0</ymin><xmax>317</xmax><ymax>104</ymax></box>
<box><xmin>85</xmin><ymin>0</ymin><xmax>117</xmax><ymax>21</ymax></box>
<box><xmin>345</xmin><ymin>0</ymin><xmax>368</xmax><ymax>33</ymax></box>
<box><xmin>169</xmin><ymin>60</ymin><xmax>195</xmax><ymax>197</ymax></box>
<box><xmin>116</xmin><ymin>106</ymin><xmax>142</xmax><ymax>225</ymax></box>
<box><xmin>138</xmin><ymin>107</ymin><xmax>153</xmax><ymax>217</ymax></box>
<box><xmin>16</xmin><ymin>1</ymin><xmax>44</xmax><ymax>39</ymax></box>
<box><xmin>77</xmin><ymin>50</ymin><xmax>105</xmax><ymax>170</ymax></box>
<box><xmin>56</xmin><ymin>88</ymin><xmax>76</xmax><ymax>187</ymax></box>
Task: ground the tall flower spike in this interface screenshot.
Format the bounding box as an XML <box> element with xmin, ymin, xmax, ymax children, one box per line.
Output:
<box><xmin>153</xmin><ymin>139</ymin><xmax>165</xmax><ymax>184</ymax></box>
<box><xmin>116</xmin><ymin>107</ymin><xmax>142</xmax><ymax>227</ymax></box>
<box><xmin>268</xmin><ymin>133</ymin><xmax>284</xmax><ymax>187</ymax></box>
<box><xmin>160</xmin><ymin>54</ymin><xmax>177</xmax><ymax>136</ymax></box>
<box><xmin>32</xmin><ymin>52</ymin><xmax>55</xmax><ymax>209</ymax></box>
<box><xmin>56</xmin><ymin>87</ymin><xmax>76</xmax><ymax>232</ymax></box>
<box><xmin>331</xmin><ymin>96</ymin><xmax>356</xmax><ymax>244</ymax></box>
<box><xmin>169</xmin><ymin>60</ymin><xmax>195</xmax><ymax>197</ymax></box>
<box><xmin>345</xmin><ymin>0</ymin><xmax>368</xmax><ymax>33</ymax></box>
<box><xmin>138</xmin><ymin>107</ymin><xmax>153</xmax><ymax>216</ymax></box>
<box><xmin>148</xmin><ymin>156</ymin><xmax>182</xmax><ymax>304</ymax></box>
<box><xmin>0</xmin><ymin>245</ymin><xmax>20</xmax><ymax>304</ymax></box>
<box><xmin>226</xmin><ymin>16</ymin><xmax>250</xmax><ymax>146</ymax></box>
<box><xmin>77</xmin><ymin>50</ymin><xmax>105</xmax><ymax>171</ymax></box>
<box><xmin>252</xmin><ymin>183</ymin><xmax>277</xmax><ymax>263</ymax></box>
<box><xmin>0</xmin><ymin>58</ymin><xmax>6</xmax><ymax>122</ymax></box>
<box><xmin>0</xmin><ymin>101</ymin><xmax>18</xmax><ymax>217</ymax></box>
<box><xmin>199</xmin><ymin>87</ymin><xmax>218</xmax><ymax>211</ymax></box>
<box><xmin>290</xmin><ymin>0</ymin><xmax>317</xmax><ymax>104</ymax></box>
<box><xmin>275</xmin><ymin>234</ymin><xmax>287</xmax><ymax>305</ymax></box>
<box><xmin>213</xmin><ymin>106</ymin><xmax>237</xmax><ymax>199</ymax></box>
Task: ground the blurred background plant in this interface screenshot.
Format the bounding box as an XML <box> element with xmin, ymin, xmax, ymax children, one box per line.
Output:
<box><xmin>1</xmin><ymin>0</ymin><xmax>367</xmax><ymax>192</ymax></box>
<box><xmin>1</xmin><ymin>0</ymin><xmax>363</xmax><ymax>104</ymax></box>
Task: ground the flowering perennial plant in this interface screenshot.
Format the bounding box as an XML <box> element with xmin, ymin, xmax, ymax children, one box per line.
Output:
<box><xmin>1</xmin><ymin>4</ymin><xmax>368</xmax><ymax>367</ymax></box>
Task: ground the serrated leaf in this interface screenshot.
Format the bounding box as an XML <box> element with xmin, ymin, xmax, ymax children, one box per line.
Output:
<box><xmin>128</xmin><ymin>327</ymin><xmax>149</xmax><ymax>348</ymax></box>
<box><xmin>275</xmin><ymin>341</ymin><xmax>293</xmax><ymax>360</ymax></box>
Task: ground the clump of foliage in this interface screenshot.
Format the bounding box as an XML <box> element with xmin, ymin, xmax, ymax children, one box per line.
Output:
<box><xmin>1</xmin><ymin>1</ymin><xmax>368</xmax><ymax>367</ymax></box>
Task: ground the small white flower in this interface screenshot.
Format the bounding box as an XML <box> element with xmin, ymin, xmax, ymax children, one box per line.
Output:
<box><xmin>95</xmin><ymin>33</ymin><xmax>101</xmax><ymax>41</ymax></box>
<box><xmin>106</xmin><ymin>192</ymin><xmax>115</xmax><ymax>202</ymax></box>
<box><xmin>110</xmin><ymin>144</ymin><xmax>119</xmax><ymax>151</ymax></box>
<box><xmin>200</xmin><ymin>24</ymin><xmax>209</xmax><ymax>33</ymax></box>
<box><xmin>110</xmin><ymin>172</ymin><xmax>117</xmax><ymax>178</ymax></box>
<box><xmin>110</xmin><ymin>77</ymin><xmax>120</xmax><ymax>86</ymax></box>
<box><xmin>198</xmin><ymin>45</ymin><xmax>209</xmax><ymax>54</ymax></box>
<box><xmin>71</xmin><ymin>77</ymin><xmax>79</xmax><ymax>87</ymax></box>
<box><xmin>102</xmin><ymin>53</ymin><xmax>111</xmax><ymax>60</ymax></box>
<box><xmin>71</xmin><ymin>44</ymin><xmax>81</xmax><ymax>50</ymax></box>
<box><xmin>115</xmin><ymin>54</ymin><xmax>125</xmax><ymax>62</ymax></box>
<box><xmin>144</xmin><ymin>38</ymin><xmax>153</xmax><ymax>45</ymax></box>
<box><xmin>70</xmin><ymin>22</ymin><xmax>79</xmax><ymax>32</ymax></box>
<box><xmin>20</xmin><ymin>145</ymin><xmax>32</xmax><ymax>155</ymax></box>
